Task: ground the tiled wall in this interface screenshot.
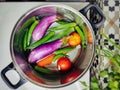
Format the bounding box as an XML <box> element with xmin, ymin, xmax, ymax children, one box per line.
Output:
<box><xmin>103</xmin><ymin>0</ymin><xmax>119</xmax><ymax>46</ymax></box>
<box><xmin>91</xmin><ymin>0</ymin><xmax>120</xmax><ymax>89</ymax></box>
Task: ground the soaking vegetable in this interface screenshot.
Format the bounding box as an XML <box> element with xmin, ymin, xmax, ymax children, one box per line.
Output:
<box><xmin>79</xmin><ymin>23</ymin><xmax>88</xmax><ymax>44</ymax></box>
<box><xmin>20</xmin><ymin>16</ymin><xmax>36</xmax><ymax>29</ymax></box>
<box><xmin>23</xmin><ymin>29</ymin><xmax>28</xmax><ymax>51</ymax></box>
<box><xmin>54</xmin><ymin>47</ymin><xmax>75</xmax><ymax>55</ymax></box>
<box><xmin>37</xmin><ymin>54</ymin><xmax>55</xmax><ymax>67</ymax></box>
<box><xmin>48</xmin><ymin>22</ymin><xmax>76</xmax><ymax>31</ymax></box>
<box><xmin>57</xmin><ymin>57</ymin><xmax>72</xmax><ymax>71</ymax></box>
<box><xmin>28</xmin><ymin>39</ymin><xmax>62</xmax><ymax>63</ymax></box>
<box><xmin>17</xmin><ymin>13</ymin><xmax>91</xmax><ymax>80</ymax></box>
<box><xmin>15</xmin><ymin>16</ymin><xmax>36</xmax><ymax>51</ymax></box>
<box><xmin>56</xmin><ymin>20</ymin><xmax>70</xmax><ymax>25</ymax></box>
<box><xmin>68</xmin><ymin>32</ymin><xmax>82</xmax><ymax>46</ymax></box>
<box><xmin>75</xmin><ymin>26</ymin><xmax>85</xmax><ymax>48</ymax></box>
<box><xmin>27</xmin><ymin>31</ymin><xmax>55</xmax><ymax>49</ymax></box>
<box><xmin>79</xmin><ymin>23</ymin><xmax>86</xmax><ymax>33</ymax></box>
<box><xmin>27</xmin><ymin>20</ymin><xmax>39</xmax><ymax>46</ymax></box>
<box><xmin>32</xmin><ymin>14</ymin><xmax>63</xmax><ymax>41</ymax></box>
<box><xmin>35</xmin><ymin>66</ymin><xmax>56</xmax><ymax>74</ymax></box>
<box><xmin>61</xmin><ymin>69</ymin><xmax>83</xmax><ymax>84</ymax></box>
<box><xmin>46</xmin><ymin>27</ymin><xmax>74</xmax><ymax>43</ymax></box>
<box><xmin>53</xmin><ymin>53</ymin><xmax>68</xmax><ymax>62</ymax></box>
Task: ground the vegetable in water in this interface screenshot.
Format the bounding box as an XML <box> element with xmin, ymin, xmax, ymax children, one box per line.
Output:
<box><xmin>23</xmin><ymin>28</ymin><xmax>29</xmax><ymax>51</ymax></box>
<box><xmin>35</xmin><ymin>66</ymin><xmax>56</xmax><ymax>74</ymax></box>
<box><xmin>79</xmin><ymin>23</ymin><xmax>88</xmax><ymax>45</ymax></box>
<box><xmin>54</xmin><ymin>46</ymin><xmax>75</xmax><ymax>55</ymax></box>
<box><xmin>15</xmin><ymin>16</ymin><xmax>36</xmax><ymax>51</ymax></box>
<box><xmin>32</xmin><ymin>14</ymin><xmax>63</xmax><ymax>41</ymax></box>
<box><xmin>68</xmin><ymin>32</ymin><xmax>82</xmax><ymax>46</ymax></box>
<box><xmin>56</xmin><ymin>20</ymin><xmax>70</xmax><ymax>25</ymax></box>
<box><xmin>48</xmin><ymin>22</ymin><xmax>76</xmax><ymax>32</ymax></box>
<box><xmin>57</xmin><ymin>57</ymin><xmax>72</xmax><ymax>71</ymax></box>
<box><xmin>37</xmin><ymin>54</ymin><xmax>55</xmax><ymax>67</ymax></box>
<box><xmin>61</xmin><ymin>69</ymin><xmax>83</xmax><ymax>84</ymax></box>
<box><xmin>27</xmin><ymin>31</ymin><xmax>55</xmax><ymax>49</ymax></box>
<box><xmin>75</xmin><ymin>26</ymin><xmax>85</xmax><ymax>48</ymax></box>
<box><xmin>27</xmin><ymin>20</ymin><xmax>39</xmax><ymax>46</ymax></box>
<box><xmin>28</xmin><ymin>39</ymin><xmax>62</xmax><ymax>63</ymax></box>
<box><xmin>53</xmin><ymin>53</ymin><xmax>68</xmax><ymax>62</ymax></box>
<box><xmin>18</xmin><ymin>14</ymin><xmax>91</xmax><ymax>78</ymax></box>
<box><xmin>79</xmin><ymin>23</ymin><xmax>92</xmax><ymax>44</ymax></box>
<box><xmin>47</xmin><ymin>27</ymin><xmax>74</xmax><ymax>43</ymax></box>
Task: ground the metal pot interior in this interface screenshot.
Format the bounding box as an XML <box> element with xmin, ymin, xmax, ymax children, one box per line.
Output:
<box><xmin>10</xmin><ymin>4</ymin><xmax>95</xmax><ymax>88</ymax></box>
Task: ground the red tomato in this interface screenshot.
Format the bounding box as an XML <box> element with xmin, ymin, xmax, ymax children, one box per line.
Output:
<box><xmin>57</xmin><ymin>57</ymin><xmax>72</xmax><ymax>71</ymax></box>
<box><xmin>61</xmin><ymin>69</ymin><xmax>83</xmax><ymax>84</ymax></box>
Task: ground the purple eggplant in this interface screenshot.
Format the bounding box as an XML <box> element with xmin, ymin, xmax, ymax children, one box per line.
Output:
<box><xmin>32</xmin><ymin>14</ymin><xmax>62</xmax><ymax>41</ymax></box>
<box><xmin>28</xmin><ymin>39</ymin><xmax>62</xmax><ymax>63</ymax></box>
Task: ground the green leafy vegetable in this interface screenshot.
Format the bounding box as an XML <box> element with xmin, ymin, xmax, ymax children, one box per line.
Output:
<box><xmin>80</xmin><ymin>81</ymin><xmax>88</xmax><ymax>87</ymax></box>
<box><xmin>99</xmin><ymin>69</ymin><xmax>108</xmax><ymax>78</ymax></box>
<box><xmin>89</xmin><ymin>31</ymin><xmax>120</xmax><ymax>90</ymax></box>
<box><xmin>80</xmin><ymin>81</ymin><xmax>89</xmax><ymax>90</ymax></box>
<box><xmin>90</xmin><ymin>77</ymin><xmax>101</xmax><ymax>90</ymax></box>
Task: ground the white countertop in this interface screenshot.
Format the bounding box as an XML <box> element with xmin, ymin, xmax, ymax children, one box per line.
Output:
<box><xmin>0</xmin><ymin>2</ymin><xmax>90</xmax><ymax>90</ymax></box>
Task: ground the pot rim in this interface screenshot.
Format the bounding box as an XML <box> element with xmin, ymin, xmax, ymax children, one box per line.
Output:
<box><xmin>10</xmin><ymin>3</ymin><xmax>96</xmax><ymax>88</ymax></box>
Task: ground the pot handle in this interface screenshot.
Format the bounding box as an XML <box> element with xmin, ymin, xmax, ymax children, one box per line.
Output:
<box><xmin>1</xmin><ymin>62</ymin><xmax>26</xmax><ymax>89</ymax></box>
<box><xmin>80</xmin><ymin>4</ymin><xmax>106</xmax><ymax>31</ymax></box>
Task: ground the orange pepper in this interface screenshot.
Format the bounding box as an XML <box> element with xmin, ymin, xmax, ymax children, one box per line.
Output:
<box><xmin>68</xmin><ymin>32</ymin><xmax>82</xmax><ymax>47</ymax></box>
<box><xmin>36</xmin><ymin>54</ymin><xmax>55</xmax><ymax>67</ymax></box>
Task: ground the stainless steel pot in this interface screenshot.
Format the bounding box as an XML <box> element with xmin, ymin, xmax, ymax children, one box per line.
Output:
<box><xmin>1</xmin><ymin>4</ymin><xmax>105</xmax><ymax>89</ymax></box>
